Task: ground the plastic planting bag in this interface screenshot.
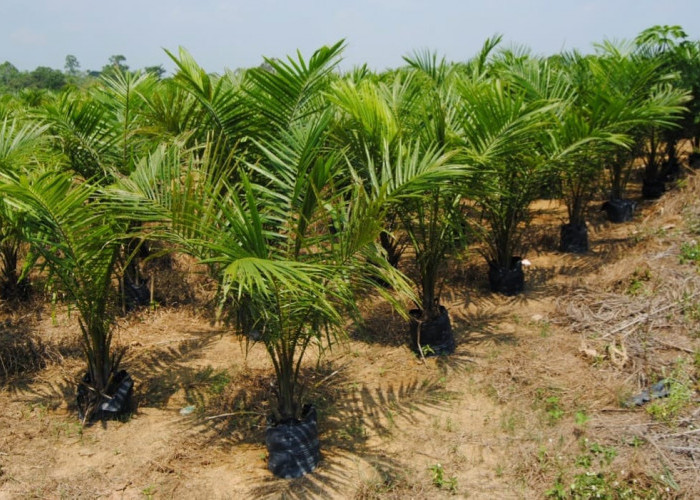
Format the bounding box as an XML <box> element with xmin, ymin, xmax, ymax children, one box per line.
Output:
<box><xmin>266</xmin><ymin>404</ymin><xmax>321</xmax><ymax>479</ymax></box>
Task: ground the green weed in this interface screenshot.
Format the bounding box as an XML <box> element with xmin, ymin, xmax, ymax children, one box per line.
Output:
<box><xmin>546</xmin><ymin>441</ymin><xmax>659</xmax><ymax>499</ymax></box>
<box><xmin>645</xmin><ymin>359</ymin><xmax>693</xmax><ymax>425</ymax></box>
<box><xmin>545</xmin><ymin>396</ymin><xmax>565</xmax><ymax>424</ymax></box>
<box><xmin>626</xmin><ymin>267</ymin><xmax>651</xmax><ymax>296</ymax></box>
<box><xmin>588</xmin><ymin>442</ymin><xmax>617</xmax><ymax>465</ymax></box>
<box><xmin>337</xmin><ymin>420</ymin><xmax>366</xmax><ymax>440</ymax></box>
<box><xmin>574</xmin><ymin>410</ymin><xmax>589</xmax><ymax>426</ymax></box>
<box><xmin>142</xmin><ymin>484</ymin><xmax>157</xmax><ymax>499</ymax></box>
<box><xmin>679</xmin><ymin>240</ymin><xmax>700</xmax><ymax>265</ymax></box>
<box><xmin>547</xmin><ymin>471</ymin><xmax>639</xmax><ymax>499</ymax></box>
<box><xmin>534</xmin><ymin>388</ymin><xmax>566</xmax><ymax>425</ymax></box>
<box><xmin>428</xmin><ymin>463</ymin><xmax>458</xmax><ymax>493</ymax></box>
<box><xmin>420</xmin><ymin>344</ymin><xmax>435</xmax><ymax>357</ymax></box>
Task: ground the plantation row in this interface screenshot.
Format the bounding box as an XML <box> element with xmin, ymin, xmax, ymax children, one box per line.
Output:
<box><xmin>0</xmin><ymin>26</ymin><xmax>699</xmax><ymax>478</ymax></box>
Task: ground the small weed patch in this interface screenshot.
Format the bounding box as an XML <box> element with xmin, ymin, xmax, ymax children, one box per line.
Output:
<box><xmin>646</xmin><ymin>360</ymin><xmax>694</xmax><ymax>425</ymax></box>
<box><xmin>679</xmin><ymin>240</ymin><xmax>700</xmax><ymax>265</ymax></box>
<box><xmin>546</xmin><ymin>439</ymin><xmax>666</xmax><ymax>499</ymax></box>
<box><xmin>429</xmin><ymin>463</ymin><xmax>458</xmax><ymax>494</ymax></box>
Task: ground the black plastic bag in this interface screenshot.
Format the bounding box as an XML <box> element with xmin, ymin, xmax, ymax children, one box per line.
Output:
<box><xmin>642</xmin><ymin>178</ymin><xmax>665</xmax><ymax>199</ymax></box>
<box><xmin>408</xmin><ymin>306</ymin><xmax>455</xmax><ymax>356</ymax></box>
<box><xmin>77</xmin><ymin>369</ymin><xmax>134</xmax><ymax>422</ymax></box>
<box><xmin>266</xmin><ymin>404</ymin><xmax>321</xmax><ymax>479</ymax></box>
<box><xmin>122</xmin><ymin>274</ymin><xmax>150</xmax><ymax>310</ymax></box>
<box><xmin>601</xmin><ymin>199</ymin><xmax>636</xmax><ymax>223</ymax></box>
<box><xmin>560</xmin><ymin>223</ymin><xmax>589</xmax><ymax>253</ymax></box>
<box><xmin>488</xmin><ymin>257</ymin><xmax>525</xmax><ymax>296</ymax></box>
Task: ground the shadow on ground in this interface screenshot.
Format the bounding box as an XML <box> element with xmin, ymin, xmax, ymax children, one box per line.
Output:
<box><xmin>189</xmin><ymin>356</ymin><xmax>460</xmax><ymax>497</ymax></box>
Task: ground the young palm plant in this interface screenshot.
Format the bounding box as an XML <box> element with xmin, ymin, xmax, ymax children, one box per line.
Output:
<box><xmin>328</xmin><ymin>69</ymin><xmax>423</xmax><ymax>270</ymax></box>
<box><xmin>394</xmin><ymin>52</ymin><xmax>468</xmax><ymax>352</ymax></box>
<box><xmin>119</xmin><ymin>121</ymin><xmax>439</xmax><ymax>478</ymax></box>
<box><xmin>117</xmin><ymin>45</ymin><xmax>467</xmax><ymax>479</ymax></box>
<box><xmin>593</xmin><ymin>42</ymin><xmax>688</xmax><ymax>218</ymax></box>
<box><xmin>393</xmin><ymin>145</ymin><xmax>466</xmax><ymax>354</ymax></box>
<box><xmin>455</xmin><ymin>72</ymin><xmax>559</xmax><ymax>294</ymax></box>
<box><xmin>635</xmin><ymin>25</ymin><xmax>690</xmax><ymax>194</ymax></box>
<box><xmin>0</xmin><ymin>116</ymin><xmax>47</xmax><ymax>300</ymax></box>
<box><xmin>507</xmin><ymin>54</ymin><xmax>630</xmax><ymax>252</ymax></box>
<box><xmin>0</xmin><ymin>169</ymin><xmax>132</xmax><ymax>422</ymax></box>
<box><xmin>329</xmin><ymin>58</ymin><xmax>469</xmax><ymax>355</ymax></box>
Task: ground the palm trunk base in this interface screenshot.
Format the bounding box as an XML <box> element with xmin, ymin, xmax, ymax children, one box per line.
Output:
<box><xmin>689</xmin><ymin>152</ymin><xmax>700</xmax><ymax>169</ymax></box>
<box><xmin>642</xmin><ymin>178</ymin><xmax>666</xmax><ymax>200</ymax></box>
<box><xmin>0</xmin><ymin>276</ymin><xmax>31</xmax><ymax>302</ymax></box>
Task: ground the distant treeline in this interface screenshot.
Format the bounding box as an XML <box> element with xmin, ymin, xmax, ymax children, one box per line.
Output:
<box><xmin>0</xmin><ymin>54</ymin><xmax>166</xmax><ymax>92</ymax></box>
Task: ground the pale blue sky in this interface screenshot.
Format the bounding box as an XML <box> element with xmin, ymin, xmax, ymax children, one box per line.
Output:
<box><xmin>3</xmin><ymin>0</ymin><xmax>700</xmax><ymax>74</ymax></box>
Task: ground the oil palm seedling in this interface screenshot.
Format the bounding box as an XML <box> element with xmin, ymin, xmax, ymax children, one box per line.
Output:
<box><xmin>509</xmin><ymin>53</ymin><xmax>633</xmax><ymax>252</ymax></box>
<box><xmin>396</xmin><ymin>146</ymin><xmax>467</xmax><ymax>355</ymax></box>
<box><xmin>368</xmin><ymin>140</ymin><xmax>467</xmax><ymax>355</ymax></box>
<box><xmin>96</xmin><ymin>69</ymin><xmax>163</xmax><ymax>309</ymax></box>
<box><xmin>455</xmin><ymin>71</ymin><xmax>559</xmax><ymax>294</ymax></box>
<box><xmin>0</xmin><ymin>169</ymin><xmax>132</xmax><ymax>422</ymax></box>
<box><xmin>635</xmin><ymin>25</ymin><xmax>697</xmax><ymax>195</ymax></box>
<box><xmin>393</xmin><ymin>51</ymin><xmax>469</xmax><ymax>353</ymax></box>
<box><xmin>120</xmin><ymin>124</ymin><xmax>452</xmax><ymax>478</ymax></box>
<box><xmin>118</xmin><ymin>43</ymin><xmax>466</xmax><ymax>478</ymax></box>
<box><xmin>0</xmin><ymin>116</ymin><xmax>47</xmax><ymax>300</ymax></box>
<box><xmin>328</xmin><ymin>67</ymin><xmax>423</xmax><ymax>269</ymax></box>
<box><xmin>593</xmin><ymin>41</ymin><xmax>688</xmax><ymax>220</ymax></box>
<box><xmin>330</xmin><ymin>55</ymin><xmax>470</xmax><ymax>355</ymax></box>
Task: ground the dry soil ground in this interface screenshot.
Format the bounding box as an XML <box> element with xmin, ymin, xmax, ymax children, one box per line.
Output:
<box><xmin>0</xmin><ymin>172</ymin><xmax>699</xmax><ymax>499</ymax></box>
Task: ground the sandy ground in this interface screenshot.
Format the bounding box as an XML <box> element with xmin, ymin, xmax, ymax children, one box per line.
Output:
<box><xmin>0</xmin><ymin>174</ymin><xmax>698</xmax><ymax>499</ymax></box>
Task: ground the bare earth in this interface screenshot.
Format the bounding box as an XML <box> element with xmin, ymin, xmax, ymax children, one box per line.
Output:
<box><xmin>0</xmin><ymin>174</ymin><xmax>699</xmax><ymax>499</ymax></box>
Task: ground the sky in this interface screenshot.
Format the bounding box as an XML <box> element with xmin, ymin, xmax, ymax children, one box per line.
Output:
<box><xmin>3</xmin><ymin>0</ymin><xmax>700</xmax><ymax>75</ymax></box>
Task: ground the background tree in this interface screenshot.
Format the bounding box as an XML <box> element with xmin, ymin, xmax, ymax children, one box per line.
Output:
<box><xmin>64</xmin><ymin>54</ymin><xmax>81</xmax><ymax>77</ymax></box>
<box><xmin>144</xmin><ymin>65</ymin><xmax>166</xmax><ymax>80</ymax></box>
<box><xmin>101</xmin><ymin>55</ymin><xmax>129</xmax><ymax>78</ymax></box>
<box><xmin>0</xmin><ymin>62</ymin><xmax>21</xmax><ymax>91</ymax></box>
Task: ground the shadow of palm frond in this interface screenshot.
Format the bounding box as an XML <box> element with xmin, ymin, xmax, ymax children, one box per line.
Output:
<box><xmin>0</xmin><ymin>316</ymin><xmax>83</xmax><ymax>392</ymax></box>
<box><xmin>14</xmin><ymin>374</ymin><xmax>75</xmax><ymax>411</ymax></box>
<box><xmin>554</xmin><ymin>255</ymin><xmax>600</xmax><ymax>277</ymax></box>
<box><xmin>326</xmin><ymin>377</ymin><xmax>460</xmax><ymax>441</ymax></box>
<box><xmin>457</xmin><ymin>299</ymin><xmax>517</xmax><ymax>346</ymax></box>
<box><xmin>237</xmin><ymin>373</ymin><xmax>456</xmax><ymax>498</ymax></box>
<box><xmin>434</xmin><ymin>350</ymin><xmax>480</xmax><ymax>376</ymax></box>
<box><xmin>527</xmin><ymin>224</ymin><xmax>563</xmax><ymax>255</ymax></box>
<box><xmin>189</xmin><ymin>355</ymin><xmax>460</xmax><ymax>495</ymax></box>
<box><xmin>243</xmin><ymin>452</ymin><xmax>354</xmax><ymax>500</ymax></box>
<box><xmin>352</xmin><ymin>300</ymin><xmax>411</xmax><ymax>348</ymax></box>
<box><xmin>244</xmin><ymin>450</ymin><xmax>412</xmax><ymax>500</ymax></box>
<box><xmin>127</xmin><ymin>330</ymin><xmax>227</xmax><ymax>409</ymax></box>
